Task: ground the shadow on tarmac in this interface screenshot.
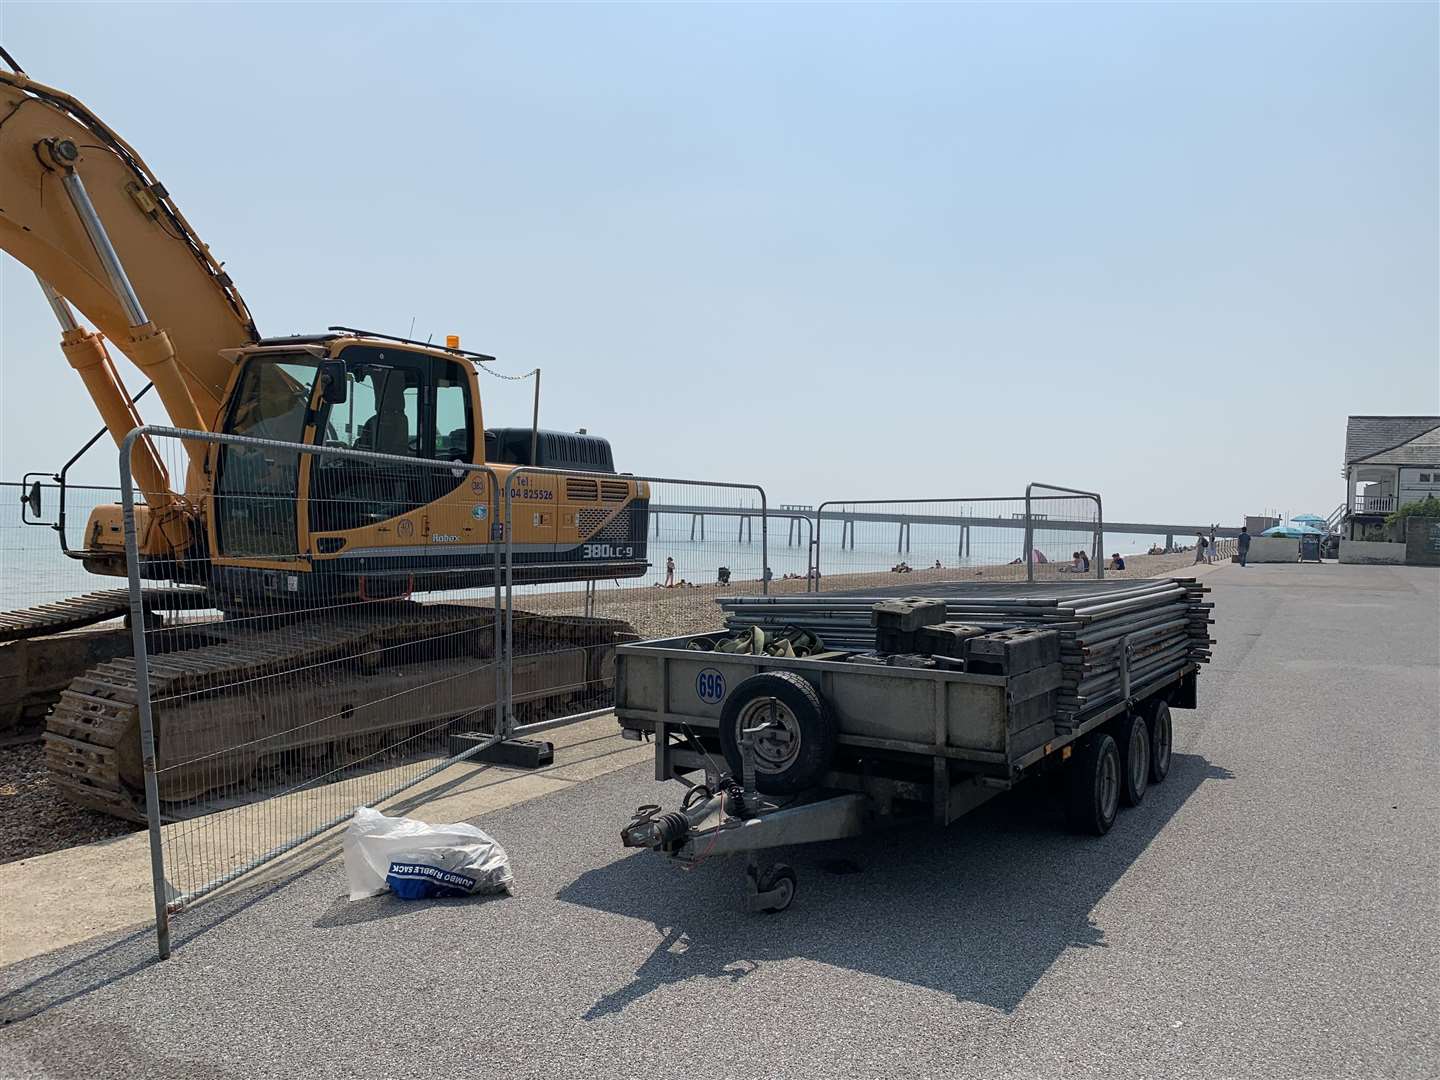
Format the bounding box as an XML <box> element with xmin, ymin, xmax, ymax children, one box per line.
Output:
<box><xmin>0</xmin><ymin>855</ymin><xmax>317</xmax><ymax>1026</ymax></box>
<box><xmin>559</xmin><ymin>753</ymin><xmax>1234</xmax><ymax>1018</ymax></box>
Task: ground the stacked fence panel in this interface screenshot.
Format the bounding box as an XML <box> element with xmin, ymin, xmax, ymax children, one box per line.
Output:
<box><xmin>716</xmin><ymin>577</ymin><xmax>1212</xmax><ymax>720</ymax></box>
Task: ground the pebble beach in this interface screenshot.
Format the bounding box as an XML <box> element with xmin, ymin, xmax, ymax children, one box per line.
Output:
<box><xmin>514</xmin><ymin>545</ymin><xmax>1230</xmax><ymax>643</ymax></box>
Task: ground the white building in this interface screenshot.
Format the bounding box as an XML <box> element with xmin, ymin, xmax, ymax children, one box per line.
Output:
<box><xmin>1341</xmin><ymin>415</ymin><xmax>1440</xmax><ymax>539</ymax></box>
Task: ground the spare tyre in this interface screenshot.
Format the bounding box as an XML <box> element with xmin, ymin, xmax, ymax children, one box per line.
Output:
<box><xmin>718</xmin><ymin>670</ymin><xmax>836</xmax><ymax>795</ymax></box>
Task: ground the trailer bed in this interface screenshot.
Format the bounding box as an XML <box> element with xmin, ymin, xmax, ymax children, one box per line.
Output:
<box><xmin>615</xmin><ymin>629</ymin><xmax>1196</xmax><ymax>825</ymax></box>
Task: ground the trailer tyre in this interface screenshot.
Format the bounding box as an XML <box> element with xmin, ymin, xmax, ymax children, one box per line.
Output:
<box><xmin>1065</xmin><ymin>733</ymin><xmax>1121</xmax><ymax>836</ymax></box>
<box><xmin>1115</xmin><ymin>713</ymin><xmax>1150</xmax><ymax>808</ymax></box>
<box><xmin>719</xmin><ymin>671</ymin><xmax>835</xmax><ymax>795</ymax></box>
<box><xmin>755</xmin><ymin>863</ymin><xmax>797</xmax><ymax>913</ymax></box>
<box><xmin>1147</xmin><ymin>702</ymin><xmax>1173</xmax><ymax>784</ymax></box>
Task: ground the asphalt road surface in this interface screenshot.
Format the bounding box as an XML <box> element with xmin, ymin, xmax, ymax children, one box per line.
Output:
<box><xmin>2</xmin><ymin>562</ymin><xmax>1436</xmax><ymax>1079</ymax></box>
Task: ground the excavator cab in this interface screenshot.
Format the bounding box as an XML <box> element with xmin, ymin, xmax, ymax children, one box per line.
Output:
<box><xmin>207</xmin><ymin>334</ymin><xmax>650</xmax><ymax>607</ymax></box>
<box><xmin>209</xmin><ymin>336</ymin><xmax>476</xmax><ymax>586</ymax></box>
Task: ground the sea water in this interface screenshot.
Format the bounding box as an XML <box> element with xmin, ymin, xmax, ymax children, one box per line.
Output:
<box><xmin>0</xmin><ymin>508</ymin><xmax>1166</xmax><ymax>612</ymax></box>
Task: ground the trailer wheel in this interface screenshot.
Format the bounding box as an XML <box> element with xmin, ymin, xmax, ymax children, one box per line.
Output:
<box><xmin>755</xmin><ymin>863</ymin><xmax>797</xmax><ymax>913</ymax></box>
<box><xmin>1065</xmin><ymin>733</ymin><xmax>1121</xmax><ymax>835</ymax></box>
<box><xmin>1115</xmin><ymin>713</ymin><xmax>1150</xmax><ymax>808</ymax></box>
<box><xmin>1147</xmin><ymin>702</ymin><xmax>1173</xmax><ymax>784</ymax></box>
<box><xmin>719</xmin><ymin>671</ymin><xmax>835</xmax><ymax>795</ymax></box>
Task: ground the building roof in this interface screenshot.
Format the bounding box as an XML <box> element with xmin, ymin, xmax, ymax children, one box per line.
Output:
<box><xmin>1355</xmin><ymin>424</ymin><xmax>1440</xmax><ymax>466</ymax></box>
<box><xmin>1344</xmin><ymin>416</ymin><xmax>1440</xmax><ymax>466</ymax></box>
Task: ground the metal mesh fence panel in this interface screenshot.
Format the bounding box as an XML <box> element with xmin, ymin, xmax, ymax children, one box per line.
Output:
<box><xmin>107</xmin><ymin>427</ymin><xmax>508</xmax><ymax>953</ymax></box>
<box><xmin>2</xmin><ymin>480</ymin><xmax>131</xmax><ymax>607</ymax></box>
<box><xmin>1023</xmin><ymin>482</ymin><xmax>1104</xmax><ymax>581</ymax></box>
<box><xmin>501</xmin><ymin>469</ymin><xmax>767</xmax><ymax>736</ymax></box>
<box><xmin>809</xmin><ymin>491</ymin><xmax>1102</xmax><ymax>591</ymax></box>
<box><xmin>1</xmin><ymin>480</ymin><xmax>147</xmax><ymax>740</ymax></box>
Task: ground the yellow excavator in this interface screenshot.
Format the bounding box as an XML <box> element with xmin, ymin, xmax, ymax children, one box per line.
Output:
<box><xmin>0</xmin><ymin>61</ymin><xmax>649</xmax><ymax>818</ymax></box>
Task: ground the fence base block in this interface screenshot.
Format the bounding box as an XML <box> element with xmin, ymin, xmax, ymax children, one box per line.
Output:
<box><xmin>449</xmin><ymin>733</ymin><xmax>555</xmax><ymax>769</ymax></box>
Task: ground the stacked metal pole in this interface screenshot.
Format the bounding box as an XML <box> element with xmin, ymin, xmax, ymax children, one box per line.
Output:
<box><xmin>717</xmin><ymin>578</ymin><xmax>1213</xmax><ymax>721</ymax></box>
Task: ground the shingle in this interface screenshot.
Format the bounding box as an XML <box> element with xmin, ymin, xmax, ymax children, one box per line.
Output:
<box><xmin>1355</xmin><ymin>424</ymin><xmax>1440</xmax><ymax>466</ymax></box>
<box><xmin>1344</xmin><ymin>416</ymin><xmax>1440</xmax><ymax>467</ymax></box>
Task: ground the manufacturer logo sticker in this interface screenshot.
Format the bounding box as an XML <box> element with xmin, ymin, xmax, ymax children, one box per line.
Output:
<box><xmin>398</xmin><ymin>519</ymin><xmax>415</xmax><ymax>539</ymax></box>
<box><xmin>472</xmin><ymin>505</ymin><xmax>489</xmax><ymax>521</ymax></box>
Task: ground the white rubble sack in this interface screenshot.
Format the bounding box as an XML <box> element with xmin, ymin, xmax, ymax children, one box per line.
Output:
<box><xmin>344</xmin><ymin>806</ymin><xmax>514</xmax><ymax>901</ymax></box>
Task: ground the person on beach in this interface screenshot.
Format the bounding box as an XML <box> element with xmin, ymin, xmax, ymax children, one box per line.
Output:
<box><xmin>1206</xmin><ymin>532</ymin><xmax>1219</xmax><ymax>564</ymax></box>
<box><xmin>1194</xmin><ymin>535</ymin><xmax>1207</xmax><ymax>564</ymax></box>
<box><xmin>1079</xmin><ymin>550</ymin><xmax>1090</xmax><ymax>572</ymax></box>
<box><xmin>1110</xmin><ymin>553</ymin><xmax>1125</xmax><ymax>570</ymax></box>
<box><xmin>1237</xmin><ymin>527</ymin><xmax>1250</xmax><ymax>567</ymax></box>
<box><xmin>664</xmin><ymin>556</ymin><xmax>675</xmax><ymax>587</ymax></box>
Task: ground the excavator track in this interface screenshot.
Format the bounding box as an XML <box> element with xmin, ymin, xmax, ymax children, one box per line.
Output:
<box><xmin>42</xmin><ymin>602</ymin><xmax>635</xmax><ymax>821</ymax></box>
<box><xmin>0</xmin><ymin>587</ymin><xmax>214</xmax><ymax>735</ymax></box>
<box><xmin>0</xmin><ymin>586</ymin><xmax>211</xmax><ymax>641</ymax></box>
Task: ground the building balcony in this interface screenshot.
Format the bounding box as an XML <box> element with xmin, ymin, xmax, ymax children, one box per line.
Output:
<box><xmin>1351</xmin><ymin>494</ymin><xmax>1396</xmax><ymax>515</ymax></box>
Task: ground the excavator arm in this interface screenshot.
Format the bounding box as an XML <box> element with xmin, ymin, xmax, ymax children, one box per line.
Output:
<box><xmin>0</xmin><ymin>66</ymin><xmax>259</xmax><ymax>450</ymax></box>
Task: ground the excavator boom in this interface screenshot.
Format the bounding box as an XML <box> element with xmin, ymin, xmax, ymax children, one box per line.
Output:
<box><xmin>0</xmin><ymin>69</ymin><xmax>259</xmax><ymax>432</ymax></box>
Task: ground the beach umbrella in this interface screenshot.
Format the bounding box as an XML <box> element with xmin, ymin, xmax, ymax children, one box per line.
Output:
<box><xmin>1291</xmin><ymin>514</ymin><xmax>1326</xmax><ymax>526</ymax></box>
<box><xmin>1262</xmin><ymin>523</ymin><xmax>1322</xmax><ymax>538</ymax></box>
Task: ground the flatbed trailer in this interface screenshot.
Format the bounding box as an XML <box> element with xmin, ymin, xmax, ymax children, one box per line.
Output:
<box><xmin>616</xmin><ymin>628</ymin><xmax>1198</xmax><ymax>912</ymax></box>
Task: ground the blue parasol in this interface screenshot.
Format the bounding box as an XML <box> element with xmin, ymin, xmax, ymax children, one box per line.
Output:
<box><xmin>1262</xmin><ymin>523</ymin><xmax>1323</xmax><ymax>538</ymax></box>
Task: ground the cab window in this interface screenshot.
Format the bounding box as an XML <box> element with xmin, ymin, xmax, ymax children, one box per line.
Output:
<box><xmin>435</xmin><ymin>363</ymin><xmax>471</xmax><ymax>462</ymax></box>
<box><xmin>320</xmin><ymin>367</ymin><xmax>421</xmax><ymax>456</ymax></box>
<box><xmin>215</xmin><ymin>357</ymin><xmax>318</xmax><ymax>558</ymax></box>
<box><xmin>227</xmin><ymin>360</ymin><xmax>316</xmax><ymax>443</ymax></box>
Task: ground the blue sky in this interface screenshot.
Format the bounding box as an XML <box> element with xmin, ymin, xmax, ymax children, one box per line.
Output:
<box><xmin>1</xmin><ymin>2</ymin><xmax>1435</xmax><ymax>525</ymax></box>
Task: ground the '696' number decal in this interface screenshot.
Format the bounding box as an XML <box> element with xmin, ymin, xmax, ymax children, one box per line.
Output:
<box><xmin>696</xmin><ymin>668</ymin><xmax>726</xmax><ymax>705</ymax></box>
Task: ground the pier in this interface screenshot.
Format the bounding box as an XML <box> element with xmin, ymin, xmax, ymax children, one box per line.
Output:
<box><xmin>650</xmin><ymin>502</ymin><xmax>1239</xmax><ymax>554</ymax></box>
